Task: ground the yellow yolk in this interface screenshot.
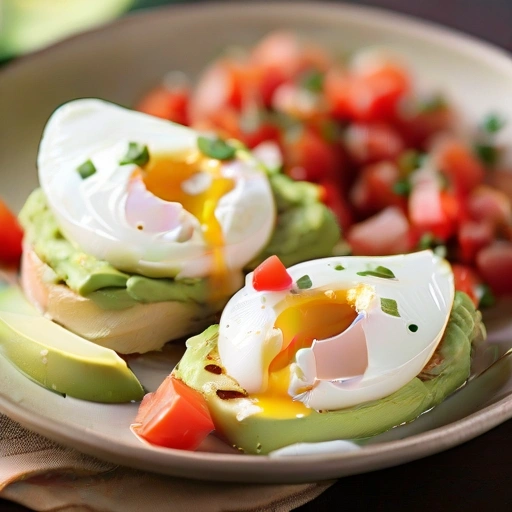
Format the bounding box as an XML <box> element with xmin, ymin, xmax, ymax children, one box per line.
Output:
<box><xmin>253</xmin><ymin>289</ymin><xmax>359</xmax><ymax>418</ymax></box>
<box><xmin>143</xmin><ymin>152</ymin><xmax>235</xmax><ymax>297</ymax></box>
<box><xmin>143</xmin><ymin>152</ymin><xmax>234</xmax><ymax>247</ymax></box>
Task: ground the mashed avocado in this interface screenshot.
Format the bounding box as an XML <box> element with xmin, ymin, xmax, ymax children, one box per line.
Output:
<box><xmin>19</xmin><ymin>174</ymin><xmax>340</xmax><ymax>309</ymax></box>
<box><xmin>174</xmin><ymin>292</ymin><xmax>485</xmax><ymax>454</ymax></box>
<box><xmin>248</xmin><ymin>173</ymin><xmax>340</xmax><ymax>268</ymax></box>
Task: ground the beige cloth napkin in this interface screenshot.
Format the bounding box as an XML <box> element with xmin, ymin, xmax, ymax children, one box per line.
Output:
<box><xmin>0</xmin><ymin>414</ymin><xmax>334</xmax><ymax>512</ymax></box>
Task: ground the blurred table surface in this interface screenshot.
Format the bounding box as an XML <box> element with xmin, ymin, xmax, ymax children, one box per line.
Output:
<box><xmin>1</xmin><ymin>0</ymin><xmax>512</xmax><ymax>511</ymax></box>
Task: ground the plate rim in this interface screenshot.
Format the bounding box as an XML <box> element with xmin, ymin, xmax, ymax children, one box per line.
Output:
<box><xmin>1</xmin><ymin>0</ymin><xmax>512</xmax><ymax>484</ymax></box>
<box><xmin>1</xmin><ymin>364</ymin><xmax>511</xmax><ymax>483</ymax></box>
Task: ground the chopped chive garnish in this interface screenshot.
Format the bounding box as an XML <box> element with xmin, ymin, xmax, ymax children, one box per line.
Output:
<box><xmin>357</xmin><ymin>266</ymin><xmax>396</xmax><ymax>279</ymax></box>
<box><xmin>482</xmin><ymin>113</ymin><xmax>506</xmax><ymax>134</ymax></box>
<box><xmin>478</xmin><ymin>284</ymin><xmax>496</xmax><ymax>308</ymax></box>
<box><xmin>380</xmin><ymin>298</ymin><xmax>400</xmax><ymax>317</ymax></box>
<box><xmin>475</xmin><ymin>144</ymin><xmax>499</xmax><ymax>167</ymax></box>
<box><xmin>296</xmin><ymin>275</ymin><xmax>312</xmax><ymax>289</ymax></box>
<box><xmin>120</xmin><ymin>142</ymin><xmax>150</xmax><ymax>167</ymax></box>
<box><xmin>300</xmin><ymin>69</ymin><xmax>324</xmax><ymax>93</ymax></box>
<box><xmin>408</xmin><ymin>324</ymin><xmax>419</xmax><ymax>332</ymax></box>
<box><xmin>197</xmin><ymin>136</ymin><xmax>236</xmax><ymax>160</ymax></box>
<box><xmin>418</xmin><ymin>233</ymin><xmax>435</xmax><ymax>250</ymax></box>
<box><xmin>77</xmin><ymin>159</ymin><xmax>96</xmax><ymax>179</ymax></box>
<box><xmin>393</xmin><ymin>179</ymin><xmax>412</xmax><ymax>196</ymax></box>
<box><xmin>334</xmin><ymin>264</ymin><xmax>345</xmax><ymax>271</ymax></box>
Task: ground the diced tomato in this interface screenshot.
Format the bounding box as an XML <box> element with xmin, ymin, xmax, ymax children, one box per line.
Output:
<box><xmin>486</xmin><ymin>169</ymin><xmax>512</xmax><ymax>203</ymax></box>
<box><xmin>250</xmin><ymin>32</ymin><xmax>303</xmax><ymax>106</ymax></box>
<box><xmin>134</xmin><ymin>376</ymin><xmax>214</xmax><ymax>450</ymax></box>
<box><xmin>135</xmin><ymin>86</ymin><xmax>190</xmax><ymax>125</ymax></box>
<box><xmin>252</xmin><ymin>255</ymin><xmax>293</xmax><ymax>292</ymax></box>
<box><xmin>189</xmin><ymin>59</ymin><xmax>259</xmax><ymax>124</ymax></box>
<box><xmin>251</xmin><ymin>31</ymin><xmax>302</xmax><ymax>77</ymax></box>
<box><xmin>432</xmin><ymin>138</ymin><xmax>485</xmax><ymax>194</ymax></box>
<box><xmin>350</xmin><ymin>161</ymin><xmax>407</xmax><ymax>215</ymax></box>
<box><xmin>189</xmin><ymin>61</ymin><xmax>231</xmax><ymax>124</ymax></box>
<box><xmin>457</xmin><ymin>220</ymin><xmax>494</xmax><ymax>264</ymax></box>
<box><xmin>467</xmin><ymin>185</ymin><xmax>512</xmax><ymax>227</ymax></box>
<box><xmin>320</xmin><ymin>180</ymin><xmax>354</xmax><ymax>232</ymax></box>
<box><xmin>324</xmin><ymin>68</ymin><xmax>354</xmax><ymax>120</ymax></box>
<box><xmin>193</xmin><ymin>107</ymin><xmax>241</xmax><ymax>141</ymax></box>
<box><xmin>344</xmin><ymin>122</ymin><xmax>405</xmax><ymax>165</ymax></box>
<box><xmin>0</xmin><ymin>200</ymin><xmax>23</xmax><ymax>266</ymax></box>
<box><xmin>476</xmin><ymin>241</ymin><xmax>512</xmax><ymax>295</ymax></box>
<box><xmin>239</xmin><ymin>121</ymin><xmax>281</xmax><ymax>149</ymax></box>
<box><xmin>284</xmin><ymin>127</ymin><xmax>341</xmax><ymax>183</ymax></box>
<box><xmin>347</xmin><ymin>206</ymin><xmax>413</xmax><ymax>256</ymax></box>
<box><xmin>325</xmin><ymin>62</ymin><xmax>410</xmax><ymax>122</ymax></box>
<box><xmin>250</xmin><ymin>32</ymin><xmax>330</xmax><ymax>99</ymax></box>
<box><xmin>396</xmin><ymin>106</ymin><xmax>454</xmax><ymax>148</ymax></box>
<box><xmin>408</xmin><ymin>170</ymin><xmax>461</xmax><ymax>241</ymax></box>
<box><xmin>352</xmin><ymin>62</ymin><xmax>411</xmax><ymax>121</ymax></box>
<box><xmin>451</xmin><ymin>264</ymin><xmax>481</xmax><ymax>306</ymax></box>
<box><xmin>272</xmin><ymin>83</ymin><xmax>325</xmax><ymax>121</ymax></box>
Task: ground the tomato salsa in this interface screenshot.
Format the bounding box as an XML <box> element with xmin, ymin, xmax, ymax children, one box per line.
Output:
<box><xmin>135</xmin><ymin>31</ymin><xmax>512</xmax><ymax>304</ymax></box>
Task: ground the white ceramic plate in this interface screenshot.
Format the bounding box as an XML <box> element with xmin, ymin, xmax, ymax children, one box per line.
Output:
<box><xmin>1</xmin><ymin>2</ymin><xmax>512</xmax><ymax>484</ymax></box>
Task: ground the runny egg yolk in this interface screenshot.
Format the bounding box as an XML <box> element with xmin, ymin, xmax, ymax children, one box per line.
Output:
<box><xmin>253</xmin><ymin>289</ymin><xmax>359</xmax><ymax>418</ymax></box>
<box><xmin>143</xmin><ymin>152</ymin><xmax>235</xmax><ymax>296</ymax></box>
<box><xmin>143</xmin><ymin>152</ymin><xmax>234</xmax><ymax>247</ymax></box>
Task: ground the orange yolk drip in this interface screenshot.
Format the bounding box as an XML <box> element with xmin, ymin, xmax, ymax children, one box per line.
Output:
<box><xmin>253</xmin><ymin>290</ymin><xmax>358</xmax><ymax>419</ymax></box>
<box><xmin>143</xmin><ymin>153</ymin><xmax>235</xmax><ymax>297</ymax></box>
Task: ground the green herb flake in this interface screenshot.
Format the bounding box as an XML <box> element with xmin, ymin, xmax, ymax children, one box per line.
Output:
<box><xmin>417</xmin><ymin>93</ymin><xmax>448</xmax><ymax>114</ymax></box>
<box><xmin>474</xmin><ymin>144</ymin><xmax>499</xmax><ymax>167</ymax></box>
<box><xmin>120</xmin><ymin>142</ymin><xmax>150</xmax><ymax>167</ymax></box>
<box><xmin>296</xmin><ymin>275</ymin><xmax>313</xmax><ymax>290</ymax></box>
<box><xmin>398</xmin><ymin>150</ymin><xmax>423</xmax><ymax>176</ymax></box>
<box><xmin>300</xmin><ymin>69</ymin><xmax>324</xmax><ymax>93</ymax></box>
<box><xmin>334</xmin><ymin>264</ymin><xmax>345</xmax><ymax>271</ymax></box>
<box><xmin>77</xmin><ymin>159</ymin><xmax>96</xmax><ymax>179</ymax></box>
<box><xmin>393</xmin><ymin>179</ymin><xmax>412</xmax><ymax>196</ymax></box>
<box><xmin>481</xmin><ymin>113</ymin><xmax>506</xmax><ymax>134</ymax></box>
<box><xmin>380</xmin><ymin>298</ymin><xmax>400</xmax><ymax>317</ymax></box>
<box><xmin>478</xmin><ymin>284</ymin><xmax>496</xmax><ymax>308</ymax></box>
<box><xmin>197</xmin><ymin>136</ymin><xmax>236</xmax><ymax>161</ymax></box>
<box><xmin>418</xmin><ymin>233</ymin><xmax>435</xmax><ymax>250</ymax></box>
<box><xmin>320</xmin><ymin>119</ymin><xmax>341</xmax><ymax>143</ymax></box>
<box><xmin>437</xmin><ymin>172</ymin><xmax>451</xmax><ymax>191</ymax></box>
<box><xmin>408</xmin><ymin>324</ymin><xmax>419</xmax><ymax>332</ymax></box>
<box><xmin>357</xmin><ymin>266</ymin><xmax>396</xmax><ymax>279</ymax></box>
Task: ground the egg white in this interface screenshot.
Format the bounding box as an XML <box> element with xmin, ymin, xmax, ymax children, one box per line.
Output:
<box><xmin>217</xmin><ymin>250</ymin><xmax>454</xmax><ymax>411</ymax></box>
<box><xmin>37</xmin><ymin>99</ymin><xmax>275</xmax><ymax>279</ymax></box>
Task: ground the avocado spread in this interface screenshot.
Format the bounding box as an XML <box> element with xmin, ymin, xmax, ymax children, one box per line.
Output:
<box><xmin>19</xmin><ymin>174</ymin><xmax>340</xmax><ymax>309</ymax></box>
<box><xmin>174</xmin><ymin>291</ymin><xmax>485</xmax><ymax>454</ymax></box>
<box><xmin>19</xmin><ymin>188</ymin><xmax>209</xmax><ymax>310</ymax></box>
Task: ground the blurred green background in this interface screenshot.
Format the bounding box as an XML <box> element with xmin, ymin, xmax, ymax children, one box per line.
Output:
<box><xmin>1</xmin><ymin>1</ymin><xmax>510</xmax><ymax>62</ymax></box>
<box><xmin>0</xmin><ymin>0</ymin><xmax>201</xmax><ymax>60</ymax></box>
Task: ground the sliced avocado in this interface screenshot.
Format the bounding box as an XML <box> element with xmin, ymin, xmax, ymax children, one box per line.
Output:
<box><xmin>174</xmin><ymin>292</ymin><xmax>484</xmax><ymax>454</ymax></box>
<box><xmin>0</xmin><ymin>284</ymin><xmax>144</xmax><ymax>403</ymax></box>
